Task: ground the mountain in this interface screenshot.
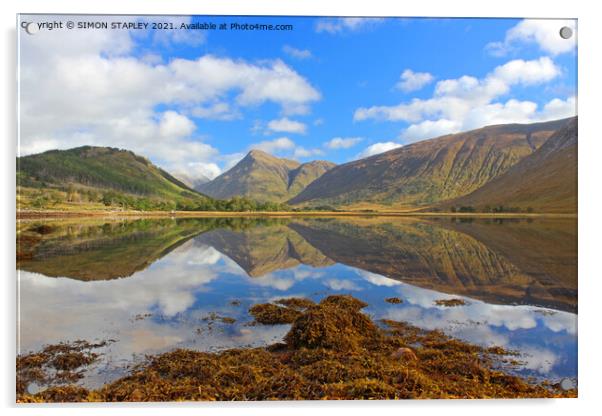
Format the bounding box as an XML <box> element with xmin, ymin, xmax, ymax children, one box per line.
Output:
<box><xmin>289</xmin><ymin>118</ymin><xmax>571</xmax><ymax>209</ymax></box>
<box><xmin>442</xmin><ymin>117</ymin><xmax>577</xmax><ymax>213</ymax></box>
<box><xmin>198</xmin><ymin>149</ymin><xmax>336</xmax><ymax>202</ymax></box>
<box><xmin>17</xmin><ymin>146</ymin><xmax>211</xmax><ymax>209</ymax></box>
<box><xmin>174</xmin><ymin>172</ymin><xmax>211</xmax><ymax>191</ymax></box>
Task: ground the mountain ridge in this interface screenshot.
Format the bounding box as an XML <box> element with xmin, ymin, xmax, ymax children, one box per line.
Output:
<box><xmin>289</xmin><ymin>118</ymin><xmax>572</xmax><ymax>208</ymax></box>
<box><xmin>198</xmin><ymin>149</ymin><xmax>336</xmax><ymax>202</ymax></box>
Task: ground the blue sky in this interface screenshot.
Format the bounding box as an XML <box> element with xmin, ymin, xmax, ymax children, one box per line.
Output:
<box><xmin>19</xmin><ymin>15</ymin><xmax>577</xmax><ymax>180</ymax></box>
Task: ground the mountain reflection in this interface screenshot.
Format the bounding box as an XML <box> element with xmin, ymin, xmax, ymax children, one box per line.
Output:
<box><xmin>17</xmin><ymin>216</ymin><xmax>577</xmax><ymax>312</ymax></box>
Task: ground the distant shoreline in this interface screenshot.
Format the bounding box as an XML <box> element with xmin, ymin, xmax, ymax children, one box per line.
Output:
<box><xmin>16</xmin><ymin>209</ymin><xmax>577</xmax><ymax>220</ymax></box>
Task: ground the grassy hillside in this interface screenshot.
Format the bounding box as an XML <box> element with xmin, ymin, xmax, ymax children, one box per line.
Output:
<box><xmin>442</xmin><ymin>117</ymin><xmax>577</xmax><ymax>213</ymax></box>
<box><xmin>289</xmin><ymin>118</ymin><xmax>570</xmax><ymax>209</ymax></box>
<box><xmin>198</xmin><ymin>150</ymin><xmax>336</xmax><ymax>202</ymax></box>
<box><xmin>17</xmin><ymin>146</ymin><xmax>211</xmax><ymax>211</ymax></box>
<box><xmin>288</xmin><ymin>160</ymin><xmax>337</xmax><ymax>197</ymax></box>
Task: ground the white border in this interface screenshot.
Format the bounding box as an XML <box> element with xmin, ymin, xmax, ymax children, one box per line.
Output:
<box><xmin>2</xmin><ymin>1</ymin><xmax>601</xmax><ymax>415</ymax></box>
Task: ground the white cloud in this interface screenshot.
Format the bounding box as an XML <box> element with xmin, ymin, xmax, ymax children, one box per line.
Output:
<box><xmin>519</xmin><ymin>346</ymin><xmax>558</xmax><ymax>375</ymax></box>
<box><xmin>324</xmin><ymin>137</ymin><xmax>363</xmax><ymax>149</ymax></box>
<box><xmin>355</xmin><ymin>57</ymin><xmax>561</xmax><ymax>123</ymax></box>
<box><xmin>19</xmin><ymin>19</ymin><xmax>321</xmax><ymax>182</ymax></box>
<box><xmin>357</xmin><ymin>142</ymin><xmax>402</xmax><ymax>158</ymax></box>
<box><xmin>461</xmin><ymin>99</ymin><xmax>538</xmax><ymax>129</ymax></box>
<box><xmin>292</xmin><ymin>146</ymin><xmax>324</xmax><ymax>159</ymax></box>
<box><xmin>315</xmin><ymin>18</ymin><xmax>384</xmax><ymax>34</ymax></box>
<box><xmin>282</xmin><ymin>45</ymin><xmax>312</xmax><ymax>59</ymax></box>
<box><xmin>539</xmin><ymin>96</ymin><xmax>577</xmax><ymax>120</ymax></box>
<box><xmin>191</xmin><ymin>102</ymin><xmax>240</xmax><ymax>121</ymax></box>
<box><xmin>487</xmin><ymin>19</ymin><xmax>577</xmax><ymax>56</ymax></box>
<box><xmin>356</xmin><ymin>270</ymin><xmax>401</xmax><ymax>287</ymax></box>
<box><xmin>158</xmin><ymin>111</ymin><xmax>196</xmax><ymax>138</ymax></box>
<box><xmin>396</xmin><ymin>69</ymin><xmax>434</xmax><ymax>92</ymax></box>
<box><xmin>185</xmin><ymin>162</ymin><xmax>222</xmax><ymax>180</ymax></box>
<box><xmin>491</xmin><ymin>57</ymin><xmax>561</xmax><ymax>85</ymax></box>
<box><xmin>324</xmin><ymin>278</ymin><xmax>360</xmax><ymax>291</ymax></box>
<box><xmin>247</xmin><ymin>271</ymin><xmax>296</xmax><ymax>291</ymax></box>
<box><xmin>354</xmin><ymin>57</ymin><xmax>573</xmax><ymax>142</ymax></box>
<box><xmin>250</xmin><ymin>137</ymin><xmax>296</xmax><ymax>154</ymax></box>
<box><xmin>400</xmin><ymin>119</ymin><xmax>461</xmax><ymax>142</ymax></box>
<box><xmin>267</xmin><ymin>117</ymin><xmax>307</xmax><ymax>134</ymax></box>
<box><xmin>380</xmin><ymin>279</ymin><xmax>576</xmax><ymax>346</ymax></box>
<box><xmin>248</xmin><ymin>137</ymin><xmax>323</xmax><ymax>161</ymax></box>
<box><xmin>169</xmin><ymin>56</ymin><xmax>320</xmax><ymax>114</ymax></box>
<box><xmin>140</xmin><ymin>53</ymin><xmax>163</xmax><ymax>65</ymax></box>
<box><xmin>431</xmin><ymin>57</ymin><xmax>560</xmax><ymax>102</ymax></box>
<box><xmin>148</xmin><ymin>16</ymin><xmax>207</xmax><ymax>47</ymax></box>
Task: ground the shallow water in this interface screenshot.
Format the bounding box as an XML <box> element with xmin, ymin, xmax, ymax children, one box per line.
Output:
<box><xmin>16</xmin><ymin>216</ymin><xmax>577</xmax><ymax>390</ymax></box>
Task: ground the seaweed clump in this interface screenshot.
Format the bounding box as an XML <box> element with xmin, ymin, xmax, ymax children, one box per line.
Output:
<box><xmin>249</xmin><ymin>303</ymin><xmax>302</xmax><ymax>324</ymax></box>
<box><xmin>19</xmin><ymin>385</ymin><xmax>91</xmax><ymax>403</ymax></box>
<box><xmin>17</xmin><ymin>296</ymin><xmax>576</xmax><ymax>402</ymax></box>
<box><xmin>285</xmin><ymin>295</ymin><xmax>377</xmax><ymax>351</ymax></box>
<box><xmin>17</xmin><ymin>340</ymin><xmax>109</xmax><ymax>398</ymax></box>
<box><xmin>434</xmin><ymin>298</ymin><xmax>466</xmax><ymax>307</ymax></box>
<box><xmin>274</xmin><ymin>297</ymin><xmax>315</xmax><ymax>310</ymax></box>
<box><xmin>202</xmin><ymin>312</ymin><xmax>236</xmax><ymax>324</ymax></box>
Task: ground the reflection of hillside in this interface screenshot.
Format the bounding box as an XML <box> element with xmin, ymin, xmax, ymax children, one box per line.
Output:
<box><xmin>17</xmin><ymin>218</ymin><xmax>282</xmax><ymax>281</ymax></box>
<box><xmin>17</xmin><ymin>219</ymin><xmax>210</xmax><ymax>280</ymax></box>
<box><xmin>195</xmin><ymin>225</ymin><xmax>334</xmax><ymax>277</ymax></box>
<box><xmin>438</xmin><ymin>218</ymin><xmax>577</xmax><ymax>309</ymax></box>
<box><xmin>289</xmin><ymin>218</ymin><xmax>576</xmax><ymax>312</ymax></box>
<box><xmin>17</xmin><ymin>216</ymin><xmax>577</xmax><ymax>312</ymax></box>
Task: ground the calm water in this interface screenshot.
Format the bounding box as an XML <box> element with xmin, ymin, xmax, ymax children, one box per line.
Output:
<box><xmin>17</xmin><ymin>216</ymin><xmax>577</xmax><ymax>390</ymax></box>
